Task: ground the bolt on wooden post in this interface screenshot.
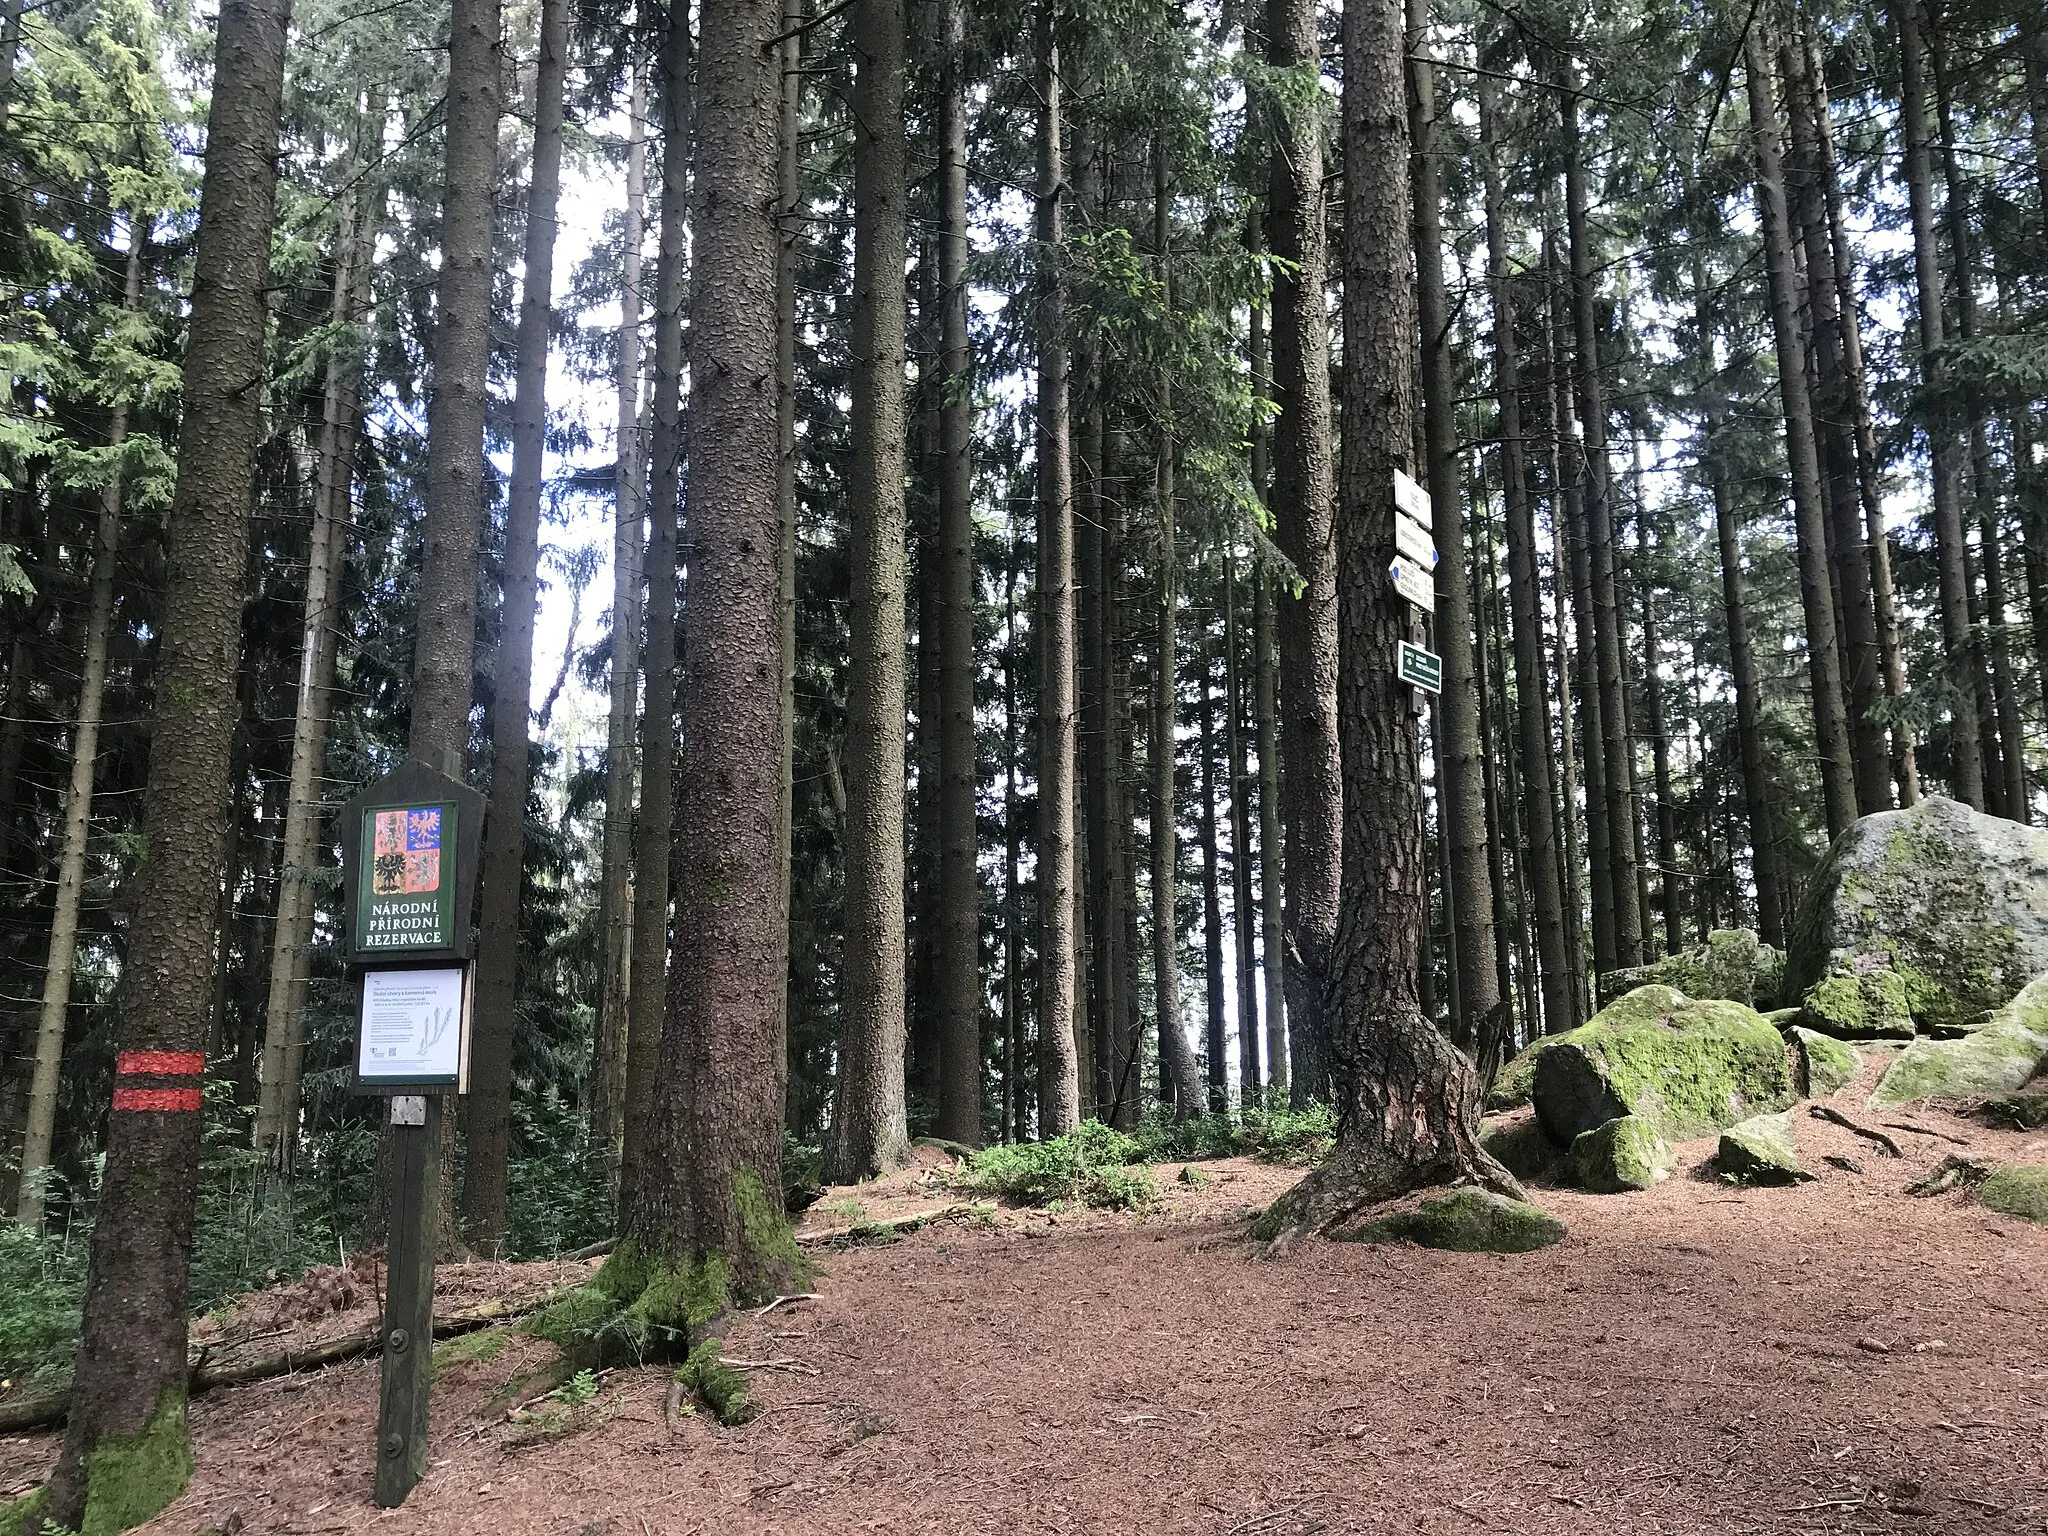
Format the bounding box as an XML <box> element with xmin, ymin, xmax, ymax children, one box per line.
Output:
<box><xmin>340</xmin><ymin>759</ymin><xmax>484</xmax><ymax>1508</ymax></box>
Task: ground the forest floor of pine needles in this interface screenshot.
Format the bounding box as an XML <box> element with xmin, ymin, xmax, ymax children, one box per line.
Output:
<box><xmin>6</xmin><ymin>1069</ymin><xmax>2046</xmax><ymax>1535</ymax></box>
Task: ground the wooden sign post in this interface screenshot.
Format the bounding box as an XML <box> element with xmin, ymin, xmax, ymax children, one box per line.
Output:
<box><xmin>340</xmin><ymin>759</ymin><xmax>483</xmax><ymax>1509</ymax></box>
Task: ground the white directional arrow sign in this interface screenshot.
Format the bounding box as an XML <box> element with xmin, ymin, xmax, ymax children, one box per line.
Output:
<box><xmin>1389</xmin><ymin>557</ymin><xmax>1437</xmax><ymax>613</ymax></box>
<box><xmin>1394</xmin><ymin>513</ymin><xmax>1437</xmax><ymax>568</ymax></box>
<box><xmin>1393</xmin><ymin>468</ymin><xmax>1433</xmax><ymax>529</ymax></box>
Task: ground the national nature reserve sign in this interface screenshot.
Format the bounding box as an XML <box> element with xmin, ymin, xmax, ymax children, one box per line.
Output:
<box><xmin>356</xmin><ymin>802</ymin><xmax>457</xmax><ymax>951</ymax></box>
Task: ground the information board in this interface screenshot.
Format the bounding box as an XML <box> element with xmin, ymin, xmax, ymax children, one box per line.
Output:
<box><xmin>356</xmin><ymin>966</ymin><xmax>469</xmax><ymax>1090</ymax></box>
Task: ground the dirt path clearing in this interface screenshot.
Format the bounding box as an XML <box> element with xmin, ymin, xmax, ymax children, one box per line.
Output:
<box><xmin>6</xmin><ymin>1115</ymin><xmax>2045</xmax><ymax>1535</ymax></box>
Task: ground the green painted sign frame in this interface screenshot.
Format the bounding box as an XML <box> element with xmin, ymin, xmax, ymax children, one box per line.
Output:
<box><xmin>1397</xmin><ymin>639</ymin><xmax>1443</xmax><ymax>694</ymax></box>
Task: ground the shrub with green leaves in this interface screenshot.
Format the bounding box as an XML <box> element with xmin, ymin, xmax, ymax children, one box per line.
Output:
<box><xmin>0</xmin><ymin>1216</ymin><xmax>86</xmax><ymax>1397</ymax></box>
<box><xmin>955</xmin><ymin>1121</ymin><xmax>1155</xmax><ymax>1209</ymax></box>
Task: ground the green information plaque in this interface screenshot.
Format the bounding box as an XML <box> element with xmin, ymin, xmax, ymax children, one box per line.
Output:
<box><xmin>353</xmin><ymin>801</ymin><xmax>459</xmax><ymax>953</ymax></box>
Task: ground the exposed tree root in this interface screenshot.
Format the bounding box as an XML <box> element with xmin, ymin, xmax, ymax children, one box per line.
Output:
<box><xmin>1254</xmin><ymin>1138</ymin><xmax>1527</xmax><ymax>1259</ymax></box>
<box><xmin>1809</xmin><ymin>1104</ymin><xmax>1903</xmax><ymax>1157</ymax></box>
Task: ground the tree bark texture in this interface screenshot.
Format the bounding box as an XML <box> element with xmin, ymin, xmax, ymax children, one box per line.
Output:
<box><xmin>1743</xmin><ymin>29</ymin><xmax>1857</xmax><ymax>840</ymax></box>
<box><xmin>829</xmin><ymin>0</ymin><xmax>913</xmax><ymax>1181</ymax></box>
<box><xmin>17</xmin><ymin>242</ymin><xmax>143</xmax><ymax>1224</ymax></box>
<box><xmin>1033</xmin><ymin>3</ymin><xmax>1081</xmax><ymax>1137</ymax></box>
<box><xmin>621</xmin><ymin>3</ymin><xmax>692</xmax><ymax>1212</ymax></box>
<box><xmin>47</xmin><ymin>0</ymin><xmax>291</xmax><ymax>1518</ymax></box>
<box><xmin>462</xmin><ymin>0</ymin><xmax>568</xmax><ymax>1253</ymax></box>
<box><xmin>624</xmin><ymin>0</ymin><xmax>799</xmax><ymax>1303</ymax></box>
<box><xmin>1266</xmin><ymin>0</ymin><xmax>1516</xmax><ymax>1243</ymax></box>
<box><xmin>933</xmin><ymin>0</ymin><xmax>981</xmax><ymax>1145</ymax></box>
<box><xmin>1408</xmin><ymin>3</ymin><xmax>1501</xmax><ymax>1067</ymax></box>
<box><xmin>1264</xmin><ymin>0</ymin><xmax>1338</xmax><ymax>1106</ymax></box>
<box><xmin>594</xmin><ymin>66</ymin><xmax>648</xmax><ymax>1190</ymax></box>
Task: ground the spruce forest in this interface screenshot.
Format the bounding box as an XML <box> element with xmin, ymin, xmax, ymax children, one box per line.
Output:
<box><xmin>3</xmin><ymin>0</ymin><xmax>2048</xmax><ymax>1526</ymax></box>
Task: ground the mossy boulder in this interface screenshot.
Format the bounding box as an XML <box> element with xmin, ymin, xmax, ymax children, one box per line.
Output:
<box><xmin>1786</xmin><ymin>797</ymin><xmax>2048</xmax><ymax>1033</ymax></box>
<box><xmin>1799</xmin><ymin>959</ymin><xmax>1914</xmax><ymax>1040</ymax></box>
<box><xmin>1479</xmin><ymin>1113</ymin><xmax>1561</xmax><ymax>1182</ymax></box>
<box><xmin>1600</xmin><ymin>929</ymin><xmax>1786</xmax><ymax>1010</ymax></box>
<box><xmin>1718</xmin><ymin>1110</ymin><xmax>1812</xmax><ymax>1185</ymax></box>
<box><xmin>1981</xmin><ymin>1093</ymin><xmax>2048</xmax><ymax>1129</ymax></box>
<box><xmin>1487</xmin><ymin>1037</ymin><xmax>1560</xmax><ymax>1111</ymax></box>
<box><xmin>1869</xmin><ymin>974</ymin><xmax>2048</xmax><ymax>1107</ymax></box>
<box><xmin>1976</xmin><ymin>1166</ymin><xmax>2048</xmax><ymax>1223</ymax></box>
<box><xmin>1565</xmin><ymin>1115</ymin><xmax>1674</xmax><ymax>1193</ymax></box>
<box><xmin>1347</xmin><ymin>1188</ymin><xmax>1566</xmax><ymax>1252</ymax></box>
<box><xmin>1531</xmin><ymin>985</ymin><xmax>1795</xmax><ymax>1144</ymax></box>
<box><xmin>1790</xmin><ymin>1026</ymin><xmax>1860</xmax><ymax>1097</ymax></box>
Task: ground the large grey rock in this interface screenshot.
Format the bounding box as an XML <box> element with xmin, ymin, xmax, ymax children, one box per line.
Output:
<box><xmin>1870</xmin><ymin>974</ymin><xmax>2048</xmax><ymax>1107</ymax></box>
<box><xmin>1718</xmin><ymin>1111</ymin><xmax>1812</xmax><ymax>1185</ymax></box>
<box><xmin>1531</xmin><ymin>985</ymin><xmax>1795</xmax><ymax>1145</ymax></box>
<box><xmin>1601</xmin><ymin>929</ymin><xmax>1786</xmax><ymax>1011</ymax></box>
<box><xmin>1566</xmin><ymin>1115</ymin><xmax>1675</xmax><ymax>1194</ymax></box>
<box><xmin>1790</xmin><ymin>1026</ymin><xmax>1860</xmax><ymax>1097</ymax></box>
<box><xmin>1786</xmin><ymin>797</ymin><xmax>2048</xmax><ymax>1033</ymax></box>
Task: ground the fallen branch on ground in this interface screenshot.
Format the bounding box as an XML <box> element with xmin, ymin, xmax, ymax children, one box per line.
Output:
<box><xmin>718</xmin><ymin>1356</ymin><xmax>821</xmax><ymax>1376</ymax></box>
<box><xmin>1880</xmin><ymin>1120</ymin><xmax>1969</xmax><ymax>1146</ymax></box>
<box><xmin>1808</xmin><ymin>1105</ymin><xmax>1902</xmax><ymax>1157</ymax></box>
<box><xmin>0</xmin><ymin>1298</ymin><xmax>542</xmax><ymax>1435</ymax></box>
<box><xmin>753</xmin><ymin>1292</ymin><xmax>821</xmax><ymax>1317</ymax></box>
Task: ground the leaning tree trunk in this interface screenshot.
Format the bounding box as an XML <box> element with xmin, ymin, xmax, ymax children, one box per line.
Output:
<box><xmin>255</xmin><ymin>153</ymin><xmax>367</xmax><ymax>1176</ymax></box>
<box><xmin>44</xmin><ymin>0</ymin><xmax>290</xmax><ymax>1520</ymax></box>
<box><xmin>1744</xmin><ymin>29</ymin><xmax>1857</xmax><ymax>841</ymax></box>
<box><xmin>593</xmin><ymin>65</ymin><xmax>648</xmax><ymax>1190</ymax></box>
<box><xmin>932</xmin><ymin>0</ymin><xmax>981</xmax><ymax>1146</ymax></box>
<box><xmin>1560</xmin><ymin>81</ymin><xmax>1640</xmax><ymax>970</ymax></box>
<box><xmin>1261</xmin><ymin>0</ymin><xmax>1519</xmax><ymax>1246</ymax></box>
<box><xmin>620</xmin><ymin>2</ymin><xmax>691</xmax><ymax>1212</ymax></box>
<box><xmin>1477</xmin><ymin>72</ymin><xmax>1571</xmax><ymax>1039</ymax></box>
<box><xmin>1893</xmin><ymin>0</ymin><xmax>1985</xmax><ymax>809</ymax></box>
<box><xmin>1265</xmin><ymin>0</ymin><xmax>1339</xmax><ymax>1107</ymax></box>
<box><xmin>1033</xmin><ymin>0</ymin><xmax>1081</xmax><ymax>1137</ymax></box>
<box><xmin>1408</xmin><ymin>1</ymin><xmax>1501</xmax><ymax>1068</ymax></box>
<box><xmin>462</xmin><ymin>0</ymin><xmax>568</xmax><ymax>1254</ymax></box>
<box><xmin>16</xmin><ymin>240</ymin><xmax>143</xmax><ymax>1226</ymax></box>
<box><xmin>615</xmin><ymin>0</ymin><xmax>803</xmax><ymax>1313</ymax></box>
<box><xmin>829</xmin><ymin>0</ymin><xmax>913</xmax><ymax>1181</ymax></box>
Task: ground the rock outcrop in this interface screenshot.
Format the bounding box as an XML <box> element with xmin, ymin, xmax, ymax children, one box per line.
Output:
<box><xmin>1531</xmin><ymin>985</ymin><xmax>1794</xmax><ymax>1144</ymax></box>
<box><xmin>1870</xmin><ymin>975</ymin><xmax>2048</xmax><ymax>1106</ymax></box>
<box><xmin>1600</xmin><ymin>928</ymin><xmax>1785</xmax><ymax>1011</ymax></box>
<box><xmin>1717</xmin><ymin>1110</ymin><xmax>1812</xmax><ymax>1185</ymax></box>
<box><xmin>1565</xmin><ymin>1115</ymin><xmax>1675</xmax><ymax>1194</ymax></box>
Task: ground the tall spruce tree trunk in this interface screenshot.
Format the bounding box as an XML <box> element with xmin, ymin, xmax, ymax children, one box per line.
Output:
<box><xmin>1198</xmin><ymin>629</ymin><xmax>1228</xmax><ymax>1111</ymax></box>
<box><xmin>1081</xmin><ymin>390</ymin><xmax>1116</xmax><ymax>1114</ymax></box>
<box><xmin>45</xmin><ymin>0</ymin><xmax>291</xmax><ymax>1517</ymax></box>
<box><xmin>1001</xmin><ymin>536</ymin><xmax>1026</xmax><ymax>1138</ymax></box>
<box><xmin>932</xmin><ymin>0</ymin><xmax>980</xmax><ymax>1145</ymax></box>
<box><xmin>1632</xmin><ymin>468</ymin><xmax>1680</xmax><ymax>954</ymax></box>
<box><xmin>1252</xmin><ymin>572</ymin><xmax>1286</xmax><ymax>1094</ymax></box>
<box><xmin>1264</xmin><ymin>0</ymin><xmax>1338</xmax><ymax>1106</ymax></box>
<box><xmin>1559</xmin><ymin>84</ymin><xmax>1640</xmax><ymax>969</ymax></box>
<box><xmin>1743</xmin><ymin>29</ymin><xmax>1857</xmax><ymax>840</ymax></box>
<box><xmin>1263</xmin><ymin>0</ymin><xmax>1519</xmax><ymax>1245</ymax></box>
<box><xmin>829</xmin><ymin>0</ymin><xmax>912</xmax><ymax>1180</ymax></box>
<box><xmin>1803</xmin><ymin>32</ymin><xmax>1918</xmax><ymax>803</ymax></box>
<box><xmin>594</xmin><ymin>67</ymin><xmax>648</xmax><ymax>1190</ymax></box>
<box><xmin>617</xmin><ymin>0</ymin><xmax>801</xmax><ymax>1308</ymax></box>
<box><xmin>1149</xmin><ymin>143</ymin><xmax>1203</xmax><ymax>1118</ymax></box>
<box><xmin>1224</xmin><ymin>556</ymin><xmax>1261</xmax><ymax>1101</ymax></box>
<box><xmin>1033</xmin><ymin>1</ymin><xmax>1081</xmax><ymax>1136</ymax></box>
<box><xmin>776</xmin><ymin>1</ymin><xmax>805</xmax><ymax>957</ymax></box>
<box><xmin>1697</xmin><ymin>270</ymin><xmax>1786</xmax><ymax>948</ymax></box>
<box><xmin>17</xmin><ymin>240</ymin><xmax>144</xmax><ymax>1225</ymax></box>
<box><xmin>1781</xmin><ymin>36</ymin><xmax>1889</xmax><ymax>816</ymax></box>
<box><xmin>1893</xmin><ymin>0</ymin><xmax>1985</xmax><ymax>808</ymax></box>
<box><xmin>620</xmin><ymin>3</ymin><xmax>691</xmax><ymax>1210</ymax></box>
<box><xmin>256</xmin><ymin>152</ymin><xmax>369</xmax><ymax>1176</ymax></box>
<box><xmin>1477</xmin><ymin>74</ymin><xmax>1571</xmax><ymax>1038</ymax></box>
<box><xmin>462</xmin><ymin>0</ymin><xmax>569</xmax><ymax>1253</ymax></box>
<box><xmin>1408</xmin><ymin>1</ymin><xmax>1501</xmax><ymax>1068</ymax></box>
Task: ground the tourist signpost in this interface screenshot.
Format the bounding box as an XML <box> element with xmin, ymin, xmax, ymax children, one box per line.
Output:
<box><xmin>1391</xmin><ymin>471</ymin><xmax>1440</xmax><ymax>704</ymax></box>
<box><xmin>1398</xmin><ymin>639</ymin><xmax>1444</xmax><ymax>695</ymax></box>
<box><xmin>341</xmin><ymin>759</ymin><xmax>483</xmax><ymax>1507</ymax></box>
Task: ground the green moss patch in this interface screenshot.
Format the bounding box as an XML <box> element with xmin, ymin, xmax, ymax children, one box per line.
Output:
<box><xmin>1566</xmin><ymin>1116</ymin><xmax>1674</xmax><ymax>1194</ymax></box>
<box><xmin>1346</xmin><ymin>1189</ymin><xmax>1566</xmax><ymax>1253</ymax></box>
<box><xmin>1981</xmin><ymin>1093</ymin><xmax>2048</xmax><ymax>1130</ymax></box>
<box><xmin>1790</xmin><ymin>1027</ymin><xmax>1860</xmax><ymax>1098</ymax></box>
<box><xmin>677</xmin><ymin>1338</ymin><xmax>756</xmax><ymax>1426</ymax></box>
<box><xmin>1717</xmin><ymin>1111</ymin><xmax>1811</xmax><ymax>1186</ymax></box>
<box><xmin>1976</xmin><ymin>1166</ymin><xmax>2048</xmax><ymax>1223</ymax></box>
<box><xmin>1487</xmin><ymin>1038</ymin><xmax>1559</xmax><ymax>1112</ymax></box>
<box><xmin>1600</xmin><ymin>929</ymin><xmax>1785</xmax><ymax>1010</ymax></box>
<box><xmin>0</xmin><ymin>1486</ymin><xmax>49</xmax><ymax>1536</ymax></box>
<box><xmin>1800</xmin><ymin>966</ymin><xmax>1913</xmax><ymax>1040</ymax></box>
<box><xmin>1532</xmin><ymin>986</ymin><xmax>1794</xmax><ymax>1144</ymax></box>
<box><xmin>432</xmin><ymin>1325</ymin><xmax>509</xmax><ymax>1378</ymax></box>
<box><xmin>77</xmin><ymin>1386</ymin><xmax>194</xmax><ymax>1536</ymax></box>
<box><xmin>1870</xmin><ymin>975</ymin><xmax>2048</xmax><ymax>1107</ymax></box>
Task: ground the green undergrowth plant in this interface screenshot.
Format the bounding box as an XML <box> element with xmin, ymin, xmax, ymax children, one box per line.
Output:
<box><xmin>1133</xmin><ymin>1095</ymin><xmax>1337</xmax><ymax>1167</ymax></box>
<box><xmin>954</xmin><ymin>1121</ymin><xmax>1157</xmax><ymax>1209</ymax></box>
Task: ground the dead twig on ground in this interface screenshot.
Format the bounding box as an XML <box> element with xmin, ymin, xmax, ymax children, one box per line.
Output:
<box><xmin>719</xmin><ymin>1356</ymin><xmax>821</xmax><ymax>1375</ymax></box>
<box><xmin>753</xmin><ymin>1292</ymin><xmax>821</xmax><ymax>1316</ymax></box>
<box><xmin>1882</xmin><ymin>1120</ymin><xmax>1969</xmax><ymax>1146</ymax></box>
